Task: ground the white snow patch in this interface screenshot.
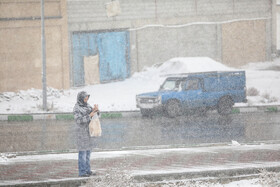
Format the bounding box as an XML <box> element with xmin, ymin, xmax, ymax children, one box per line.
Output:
<box><xmin>225</xmin><ymin>179</ymin><xmax>261</xmax><ymax>187</ymax></box>
<box><xmin>1</xmin><ymin>143</ymin><xmax>280</xmax><ymax>165</ymax></box>
<box><xmin>231</xmin><ymin>140</ymin><xmax>241</xmax><ymax>146</ymax></box>
<box><xmin>130</xmin><ymin>161</ymin><xmax>280</xmax><ymax>176</ymax></box>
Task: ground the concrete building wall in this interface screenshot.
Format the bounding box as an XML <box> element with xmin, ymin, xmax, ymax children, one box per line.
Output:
<box><xmin>68</xmin><ymin>0</ymin><xmax>271</xmax><ymax>24</ymax></box>
<box><xmin>0</xmin><ymin>0</ymin><xmax>69</xmax><ymax>92</ymax></box>
<box><xmin>275</xmin><ymin>0</ymin><xmax>280</xmax><ymax>50</ymax></box>
<box><xmin>135</xmin><ymin>25</ymin><xmax>219</xmax><ymax>70</ymax></box>
<box><xmin>67</xmin><ymin>0</ymin><xmax>272</xmax><ymax>79</ymax></box>
<box><xmin>222</xmin><ymin>20</ymin><xmax>267</xmax><ymax>67</ymax></box>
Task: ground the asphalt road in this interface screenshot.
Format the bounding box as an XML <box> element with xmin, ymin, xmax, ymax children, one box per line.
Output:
<box><xmin>0</xmin><ymin>112</ymin><xmax>280</xmax><ymax>153</ymax></box>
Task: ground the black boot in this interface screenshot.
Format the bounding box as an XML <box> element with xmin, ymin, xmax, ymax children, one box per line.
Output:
<box><xmin>87</xmin><ymin>171</ymin><xmax>97</xmax><ymax>176</ymax></box>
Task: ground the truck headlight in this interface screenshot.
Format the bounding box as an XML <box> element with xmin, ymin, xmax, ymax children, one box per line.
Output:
<box><xmin>157</xmin><ymin>95</ymin><xmax>162</xmax><ymax>104</ymax></box>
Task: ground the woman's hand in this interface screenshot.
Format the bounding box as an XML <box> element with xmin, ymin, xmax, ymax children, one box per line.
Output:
<box><xmin>89</xmin><ymin>111</ymin><xmax>95</xmax><ymax>117</ymax></box>
<box><xmin>93</xmin><ymin>104</ymin><xmax>99</xmax><ymax>112</ymax></box>
<box><xmin>90</xmin><ymin>105</ymin><xmax>99</xmax><ymax>117</ymax></box>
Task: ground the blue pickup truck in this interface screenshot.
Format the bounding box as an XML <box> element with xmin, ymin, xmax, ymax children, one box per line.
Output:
<box><xmin>136</xmin><ymin>71</ymin><xmax>247</xmax><ymax>117</ymax></box>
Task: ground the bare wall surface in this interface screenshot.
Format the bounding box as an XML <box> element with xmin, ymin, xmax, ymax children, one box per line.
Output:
<box><xmin>0</xmin><ymin>0</ymin><xmax>70</xmax><ymax>92</ymax></box>
<box><xmin>0</xmin><ymin>26</ymin><xmax>63</xmax><ymax>91</ymax></box>
<box><xmin>67</xmin><ymin>0</ymin><xmax>271</xmax><ymax>24</ymax></box>
<box><xmin>0</xmin><ymin>0</ymin><xmax>61</xmax><ymax>19</ymax></box>
<box><xmin>222</xmin><ymin>20</ymin><xmax>267</xmax><ymax>67</ymax></box>
<box><xmin>136</xmin><ymin>25</ymin><xmax>218</xmax><ymax>70</ymax></box>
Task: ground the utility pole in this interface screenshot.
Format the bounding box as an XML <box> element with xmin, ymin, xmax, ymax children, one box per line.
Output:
<box><xmin>41</xmin><ymin>0</ymin><xmax>47</xmax><ymax>110</ymax></box>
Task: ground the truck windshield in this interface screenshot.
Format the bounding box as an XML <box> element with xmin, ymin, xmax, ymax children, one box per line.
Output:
<box><xmin>160</xmin><ymin>80</ymin><xmax>182</xmax><ymax>91</ymax></box>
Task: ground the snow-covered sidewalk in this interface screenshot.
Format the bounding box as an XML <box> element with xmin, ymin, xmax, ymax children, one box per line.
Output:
<box><xmin>1</xmin><ymin>143</ymin><xmax>280</xmax><ymax>186</ymax></box>
<box><xmin>0</xmin><ymin>57</ymin><xmax>280</xmax><ymax>114</ymax></box>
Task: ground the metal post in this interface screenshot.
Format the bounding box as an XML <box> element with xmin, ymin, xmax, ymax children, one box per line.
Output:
<box><xmin>41</xmin><ymin>0</ymin><xmax>47</xmax><ymax>110</ymax></box>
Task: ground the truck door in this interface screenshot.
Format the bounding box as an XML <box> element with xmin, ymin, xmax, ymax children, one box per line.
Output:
<box><xmin>180</xmin><ymin>78</ymin><xmax>205</xmax><ymax>108</ymax></box>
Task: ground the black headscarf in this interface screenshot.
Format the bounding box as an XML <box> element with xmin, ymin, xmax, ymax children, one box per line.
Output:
<box><xmin>76</xmin><ymin>91</ymin><xmax>90</xmax><ymax>107</ymax></box>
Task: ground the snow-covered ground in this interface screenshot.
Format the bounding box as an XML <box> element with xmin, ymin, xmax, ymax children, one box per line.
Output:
<box><xmin>85</xmin><ymin>173</ymin><xmax>272</xmax><ymax>187</ymax></box>
<box><xmin>0</xmin><ymin>57</ymin><xmax>279</xmax><ymax>114</ymax></box>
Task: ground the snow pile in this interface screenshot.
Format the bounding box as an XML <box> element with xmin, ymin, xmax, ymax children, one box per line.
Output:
<box><xmin>156</xmin><ymin>57</ymin><xmax>233</xmax><ymax>75</ymax></box>
<box><xmin>132</xmin><ymin>57</ymin><xmax>232</xmax><ymax>80</ymax></box>
<box><xmin>231</xmin><ymin>140</ymin><xmax>241</xmax><ymax>146</ymax></box>
<box><xmin>85</xmin><ymin>170</ymin><xmax>134</xmax><ymax>187</ymax></box>
<box><xmin>0</xmin><ymin>153</ymin><xmax>16</xmax><ymax>164</ymax></box>
<box><xmin>0</xmin><ymin>57</ymin><xmax>279</xmax><ymax>114</ymax></box>
<box><xmin>0</xmin><ymin>154</ymin><xmax>8</xmax><ymax>163</ymax></box>
<box><xmin>259</xmin><ymin>170</ymin><xmax>280</xmax><ymax>186</ymax></box>
<box><xmin>0</xmin><ymin>88</ymin><xmax>66</xmax><ymax>113</ymax></box>
<box><xmin>0</xmin><ymin>88</ymin><xmax>62</xmax><ymax>102</ymax></box>
<box><xmin>84</xmin><ymin>170</ymin><xmax>279</xmax><ymax>187</ymax></box>
<box><xmin>241</xmin><ymin>59</ymin><xmax>280</xmax><ymax>106</ymax></box>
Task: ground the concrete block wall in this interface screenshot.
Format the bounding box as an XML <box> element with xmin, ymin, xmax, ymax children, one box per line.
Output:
<box><xmin>222</xmin><ymin>20</ymin><xmax>267</xmax><ymax>67</ymax></box>
<box><xmin>135</xmin><ymin>25</ymin><xmax>219</xmax><ymax>70</ymax></box>
<box><xmin>67</xmin><ymin>0</ymin><xmax>272</xmax><ymax>76</ymax></box>
<box><xmin>67</xmin><ymin>0</ymin><xmax>271</xmax><ymax>24</ymax></box>
<box><xmin>0</xmin><ymin>0</ymin><xmax>70</xmax><ymax>92</ymax></box>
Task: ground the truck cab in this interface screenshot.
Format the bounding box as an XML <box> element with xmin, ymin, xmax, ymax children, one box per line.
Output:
<box><xmin>136</xmin><ymin>71</ymin><xmax>247</xmax><ymax>117</ymax></box>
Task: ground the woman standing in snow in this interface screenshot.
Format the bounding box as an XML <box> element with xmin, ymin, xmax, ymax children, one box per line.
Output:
<box><xmin>73</xmin><ymin>91</ymin><xmax>99</xmax><ymax>177</ymax></box>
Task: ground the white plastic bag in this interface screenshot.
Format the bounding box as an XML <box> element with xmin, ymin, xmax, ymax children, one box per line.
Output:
<box><xmin>89</xmin><ymin>114</ymin><xmax>102</xmax><ymax>137</ymax></box>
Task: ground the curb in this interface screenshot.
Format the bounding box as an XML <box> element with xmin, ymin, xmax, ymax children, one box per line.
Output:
<box><xmin>1</xmin><ymin>165</ymin><xmax>279</xmax><ymax>187</ymax></box>
<box><xmin>234</xmin><ymin>105</ymin><xmax>280</xmax><ymax>114</ymax></box>
<box><xmin>133</xmin><ymin>165</ymin><xmax>280</xmax><ymax>183</ymax></box>
<box><xmin>0</xmin><ymin>111</ymin><xmax>141</xmax><ymax>122</ymax></box>
<box><xmin>0</xmin><ymin>178</ymin><xmax>87</xmax><ymax>187</ymax></box>
<box><xmin>0</xmin><ymin>105</ymin><xmax>279</xmax><ymax>121</ymax></box>
<box><xmin>6</xmin><ymin>140</ymin><xmax>280</xmax><ymax>157</ymax></box>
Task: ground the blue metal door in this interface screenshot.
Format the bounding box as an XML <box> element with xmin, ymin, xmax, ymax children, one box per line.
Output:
<box><xmin>72</xmin><ymin>31</ymin><xmax>130</xmax><ymax>86</ymax></box>
<box><xmin>72</xmin><ymin>34</ymin><xmax>84</xmax><ymax>86</ymax></box>
<box><xmin>97</xmin><ymin>31</ymin><xmax>129</xmax><ymax>82</ymax></box>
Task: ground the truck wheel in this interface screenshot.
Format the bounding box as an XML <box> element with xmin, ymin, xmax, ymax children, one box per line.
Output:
<box><xmin>166</xmin><ymin>100</ymin><xmax>181</xmax><ymax>118</ymax></box>
<box><xmin>218</xmin><ymin>97</ymin><xmax>233</xmax><ymax>115</ymax></box>
<box><xmin>140</xmin><ymin>109</ymin><xmax>151</xmax><ymax>117</ymax></box>
<box><xmin>195</xmin><ymin>107</ymin><xmax>208</xmax><ymax>116</ymax></box>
